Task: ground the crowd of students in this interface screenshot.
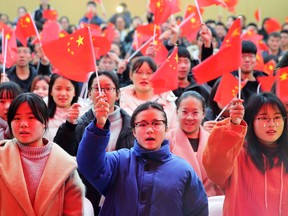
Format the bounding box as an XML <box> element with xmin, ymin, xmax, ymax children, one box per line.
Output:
<box><xmin>1</xmin><ymin>0</ymin><xmax>288</xmax><ymax>215</ymax></box>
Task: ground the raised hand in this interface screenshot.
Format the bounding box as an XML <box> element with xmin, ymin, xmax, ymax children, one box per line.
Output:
<box><xmin>67</xmin><ymin>103</ymin><xmax>81</xmax><ymax>124</ymax></box>
<box><xmin>229</xmin><ymin>98</ymin><xmax>245</xmax><ymax>125</ymax></box>
<box><xmin>94</xmin><ymin>94</ymin><xmax>110</xmax><ymax>128</ymax></box>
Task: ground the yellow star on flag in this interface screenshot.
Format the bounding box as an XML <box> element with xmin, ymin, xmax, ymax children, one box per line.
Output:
<box><xmin>76</xmin><ymin>35</ymin><xmax>84</xmax><ymax>47</ymax></box>
<box><xmin>279</xmin><ymin>72</ymin><xmax>288</xmax><ymax>81</ymax></box>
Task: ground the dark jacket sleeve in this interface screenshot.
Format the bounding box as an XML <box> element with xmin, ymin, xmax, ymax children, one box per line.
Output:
<box><xmin>53</xmin><ymin>121</ymin><xmax>86</xmax><ymax>156</ymax></box>
<box><xmin>37</xmin><ymin>62</ymin><xmax>51</xmax><ymax>76</ymax></box>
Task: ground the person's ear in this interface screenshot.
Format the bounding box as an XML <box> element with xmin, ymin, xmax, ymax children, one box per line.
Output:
<box><xmin>132</xmin><ymin>128</ymin><xmax>136</xmax><ymax>137</ymax></box>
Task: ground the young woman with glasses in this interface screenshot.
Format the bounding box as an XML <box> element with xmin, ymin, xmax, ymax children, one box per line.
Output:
<box><xmin>54</xmin><ymin>71</ymin><xmax>134</xmax><ymax>215</ymax></box>
<box><xmin>203</xmin><ymin>92</ymin><xmax>288</xmax><ymax>215</ymax></box>
<box><xmin>77</xmin><ymin>100</ymin><xmax>208</xmax><ymax>215</ymax></box>
<box><xmin>166</xmin><ymin>91</ymin><xmax>223</xmax><ymax>197</ymax></box>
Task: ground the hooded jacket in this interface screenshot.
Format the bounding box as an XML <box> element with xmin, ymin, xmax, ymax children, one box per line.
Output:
<box><xmin>77</xmin><ymin>120</ymin><xmax>208</xmax><ymax>216</ymax></box>
<box><xmin>0</xmin><ymin>139</ymin><xmax>85</xmax><ymax>216</ymax></box>
<box><xmin>203</xmin><ymin>118</ymin><xmax>288</xmax><ymax>216</ymax></box>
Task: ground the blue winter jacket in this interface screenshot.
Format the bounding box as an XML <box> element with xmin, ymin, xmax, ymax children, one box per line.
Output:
<box><xmin>77</xmin><ymin>120</ymin><xmax>208</xmax><ymax>216</ymax></box>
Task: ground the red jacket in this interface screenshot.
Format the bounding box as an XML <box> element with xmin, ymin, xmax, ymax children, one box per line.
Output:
<box><xmin>203</xmin><ymin>118</ymin><xmax>288</xmax><ymax>216</ymax></box>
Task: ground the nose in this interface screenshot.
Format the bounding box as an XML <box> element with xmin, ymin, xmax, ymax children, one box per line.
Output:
<box><xmin>264</xmin><ymin>118</ymin><xmax>278</xmax><ymax>127</ymax></box>
<box><xmin>146</xmin><ymin>125</ymin><xmax>154</xmax><ymax>132</ymax></box>
<box><xmin>20</xmin><ymin>120</ymin><xmax>28</xmax><ymax>128</ymax></box>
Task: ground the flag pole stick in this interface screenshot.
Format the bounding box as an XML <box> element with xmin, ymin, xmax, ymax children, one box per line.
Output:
<box><xmin>87</xmin><ymin>27</ymin><xmax>102</xmax><ymax>95</ymax></box>
<box><xmin>238</xmin><ymin>67</ymin><xmax>241</xmax><ymax>99</ymax></box>
<box><xmin>1</xmin><ymin>36</ymin><xmax>8</xmax><ymax>83</ymax></box>
<box><xmin>127</xmin><ymin>36</ymin><xmax>154</xmax><ymax>62</ymax></box>
<box><xmin>214</xmin><ymin>103</ymin><xmax>229</xmax><ymax>121</ymax></box>
<box><xmin>29</xmin><ymin>13</ymin><xmax>42</xmax><ymax>46</ymax></box>
<box><xmin>194</xmin><ymin>0</ymin><xmax>204</xmax><ymax>24</ymax></box>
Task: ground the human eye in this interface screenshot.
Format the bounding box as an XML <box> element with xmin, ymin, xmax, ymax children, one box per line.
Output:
<box><xmin>259</xmin><ymin>117</ymin><xmax>268</xmax><ymax>121</ymax></box>
<box><xmin>13</xmin><ymin>117</ymin><xmax>20</xmax><ymax>121</ymax></box>
<box><xmin>136</xmin><ymin>121</ymin><xmax>147</xmax><ymax>128</ymax></box>
<box><xmin>274</xmin><ymin>115</ymin><xmax>283</xmax><ymax>121</ymax></box>
<box><xmin>152</xmin><ymin>121</ymin><xmax>162</xmax><ymax>126</ymax></box>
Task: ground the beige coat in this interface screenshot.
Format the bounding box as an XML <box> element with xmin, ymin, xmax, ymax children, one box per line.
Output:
<box><xmin>0</xmin><ymin>139</ymin><xmax>85</xmax><ymax>216</ymax></box>
<box><xmin>166</xmin><ymin>126</ymin><xmax>222</xmax><ymax>196</ymax></box>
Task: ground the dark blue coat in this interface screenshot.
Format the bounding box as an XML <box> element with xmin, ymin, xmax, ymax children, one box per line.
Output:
<box><xmin>77</xmin><ymin>120</ymin><xmax>208</xmax><ymax>216</ymax></box>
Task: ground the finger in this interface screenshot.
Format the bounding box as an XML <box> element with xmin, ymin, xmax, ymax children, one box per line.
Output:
<box><xmin>70</xmin><ymin>103</ymin><xmax>81</xmax><ymax>109</ymax></box>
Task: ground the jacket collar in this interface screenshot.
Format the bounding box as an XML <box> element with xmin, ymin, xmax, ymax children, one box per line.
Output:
<box><xmin>133</xmin><ymin>139</ymin><xmax>172</xmax><ymax>163</ymax></box>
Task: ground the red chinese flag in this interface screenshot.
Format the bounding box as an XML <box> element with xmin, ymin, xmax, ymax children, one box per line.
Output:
<box><xmin>42</xmin><ymin>27</ymin><xmax>95</xmax><ymax>82</ymax></box>
<box><xmin>41</xmin><ymin>20</ymin><xmax>60</xmax><ymax>44</ymax></box>
<box><xmin>221</xmin><ymin>18</ymin><xmax>241</xmax><ymax>50</ymax></box>
<box><xmin>254</xmin><ymin>52</ymin><xmax>265</xmax><ymax>71</ymax></box>
<box><xmin>214</xmin><ymin>73</ymin><xmax>245</xmax><ymax>107</ymax></box>
<box><xmin>265</xmin><ymin>18</ymin><xmax>281</xmax><ymax>34</ymax></box>
<box><xmin>193</xmin><ymin>40</ymin><xmax>241</xmax><ymax>84</ymax></box>
<box><xmin>15</xmin><ymin>13</ymin><xmax>37</xmax><ymax>46</ymax></box>
<box><xmin>133</xmin><ymin>24</ymin><xmax>157</xmax><ymax>49</ymax></box>
<box><xmin>263</xmin><ymin>59</ymin><xmax>276</xmax><ymax>76</ymax></box>
<box><xmin>223</xmin><ymin>0</ymin><xmax>238</xmax><ymax>13</ymax></box>
<box><xmin>149</xmin><ymin>0</ymin><xmax>181</xmax><ymax>26</ymax></box>
<box><xmin>80</xmin><ymin>23</ymin><xmax>101</xmax><ymax>36</ymax></box>
<box><xmin>258</xmin><ymin>40</ymin><xmax>269</xmax><ymax>52</ymax></box>
<box><xmin>43</xmin><ymin>9</ymin><xmax>58</xmax><ymax>21</ymax></box>
<box><xmin>197</xmin><ymin>0</ymin><xmax>227</xmax><ymax>8</ymax></box>
<box><xmin>254</xmin><ymin>8</ymin><xmax>261</xmax><ymax>22</ymax></box>
<box><xmin>0</xmin><ymin>22</ymin><xmax>13</xmax><ymax>40</ymax></box>
<box><xmin>59</xmin><ymin>30</ymin><xmax>69</xmax><ymax>38</ymax></box>
<box><xmin>92</xmin><ymin>36</ymin><xmax>111</xmax><ymax>59</ymax></box>
<box><xmin>0</xmin><ymin>30</ymin><xmax>18</xmax><ymax>68</ymax></box>
<box><xmin>140</xmin><ymin>37</ymin><xmax>168</xmax><ymax>66</ymax></box>
<box><xmin>257</xmin><ymin>76</ymin><xmax>276</xmax><ymax>92</ymax></box>
<box><xmin>241</xmin><ymin>29</ymin><xmax>263</xmax><ymax>44</ymax></box>
<box><xmin>150</xmin><ymin>46</ymin><xmax>178</xmax><ymax>95</ymax></box>
<box><xmin>276</xmin><ymin>67</ymin><xmax>288</xmax><ymax>101</ymax></box>
<box><xmin>102</xmin><ymin>23</ymin><xmax>115</xmax><ymax>43</ymax></box>
<box><xmin>180</xmin><ymin>5</ymin><xmax>202</xmax><ymax>42</ymax></box>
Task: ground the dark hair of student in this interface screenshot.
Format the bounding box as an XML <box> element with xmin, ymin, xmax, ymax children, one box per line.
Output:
<box><xmin>7</xmin><ymin>93</ymin><xmax>49</xmax><ymax>135</ymax></box>
<box><xmin>130</xmin><ymin>101</ymin><xmax>168</xmax><ymax>129</ymax></box>
<box><xmin>176</xmin><ymin>91</ymin><xmax>206</xmax><ymax>113</ymax></box>
<box><xmin>47</xmin><ymin>74</ymin><xmax>79</xmax><ymax>118</ymax></box>
<box><xmin>244</xmin><ymin>92</ymin><xmax>288</xmax><ymax>173</ymax></box>
<box><xmin>30</xmin><ymin>75</ymin><xmax>51</xmax><ymax>92</ymax></box>
<box><xmin>87</xmin><ymin>71</ymin><xmax>120</xmax><ymax>95</ymax></box>
<box><xmin>130</xmin><ymin>56</ymin><xmax>157</xmax><ymax>73</ymax></box>
<box><xmin>242</xmin><ymin>40</ymin><xmax>257</xmax><ymax>54</ymax></box>
<box><xmin>0</xmin><ymin>82</ymin><xmax>22</xmax><ymax>99</ymax></box>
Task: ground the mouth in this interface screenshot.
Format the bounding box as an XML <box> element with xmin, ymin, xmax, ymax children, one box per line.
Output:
<box><xmin>19</xmin><ymin>131</ymin><xmax>29</xmax><ymax>136</ymax></box>
<box><xmin>266</xmin><ymin>130</ymin><xmax>277</xmax><ymax>135</ymax></box>
<box><xmin>145</xmin><ymin>137</ymin><xmax>155</xmax><ymax>141</ymax></box>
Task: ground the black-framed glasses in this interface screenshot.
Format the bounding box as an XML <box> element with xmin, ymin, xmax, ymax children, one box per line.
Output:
<box><xmin>134</xmin><ymin>120</ymin><xmax>166</xmax><ymax>130</ymax></box>
<box><xmin>255</xmin><ymin>115</ymin><xmax>286</xmax><ymax>127</ymax></box>
<box><xmin>91</xmin><ymin>87</ymin><xmax>116</xmax><ymax>94</ymax></box>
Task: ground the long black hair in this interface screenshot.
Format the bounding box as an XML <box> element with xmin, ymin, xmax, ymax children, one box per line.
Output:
<box><xmin>244</xmin><ymin>92</ymin><xmax>288</xmax><ymax>173</ymax></box>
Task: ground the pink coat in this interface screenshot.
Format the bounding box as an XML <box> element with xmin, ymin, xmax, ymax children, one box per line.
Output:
<box><xmin>166</xmin><ymin>126</ymin><xmax>222</xmax><ymax>196</ymax></box>
<box><xmin>0</xmin><ymin>139</ymin><xmax>85</xmax><ymax>215</ymax></box>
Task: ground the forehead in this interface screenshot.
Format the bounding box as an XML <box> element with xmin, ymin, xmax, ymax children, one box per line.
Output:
<box><xmin>134</xmin><ymin>107</ymin><xmax>164</xmax><ymax>121</ymax></box>
<box><xmin>178</xmin><ymin>96</ymin><xmax>203</xmax><ymax>109</ymax></box>
<box><xmin>16</xmin><ymin>102</ymin><xmax>32</xmax><ymax>113</ymax></box>
<box><xmin>257</xmin><ymin>104</ymin><xmax>281</xmax><ymax>115</ymax></box>
<box><xmin>53</xmin><ymin>77</ymin><xmax>73</xmax><ymax>86</ymax></box>
<box><xmin>92</xmin><ymin>75</ymin><xmax>114</xmax><ymax>86</ymax></box>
